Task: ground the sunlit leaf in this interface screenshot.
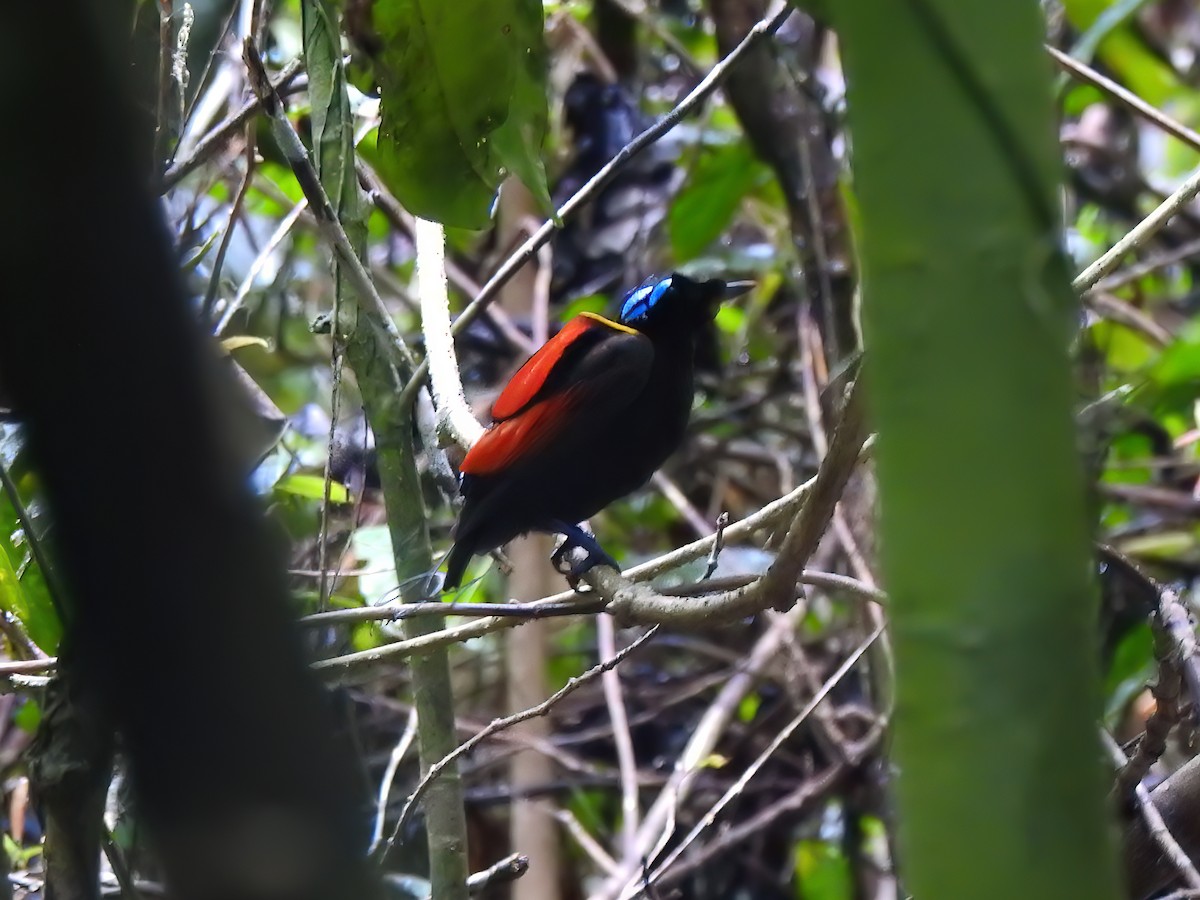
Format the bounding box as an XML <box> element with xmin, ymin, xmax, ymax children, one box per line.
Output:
<box><xmin>275</xmin><ymin>473</ymin><xmax>350</xmax><ymax>503</ymax></box>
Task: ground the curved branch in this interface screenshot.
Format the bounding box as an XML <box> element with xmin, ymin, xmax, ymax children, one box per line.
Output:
<box><xmin>415</xmin><ymin>217</ymin><xmax>485</xmax><ymax>448</ymax></box>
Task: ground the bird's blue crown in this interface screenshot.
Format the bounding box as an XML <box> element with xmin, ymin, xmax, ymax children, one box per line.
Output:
<box><xmin>619</xmin><ymin>276</ymin><xmax>674</xmax><ymax>324</ymax></box>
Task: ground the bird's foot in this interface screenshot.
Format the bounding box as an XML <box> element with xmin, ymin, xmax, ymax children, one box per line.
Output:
<box><xmin>548</xmin><ymin>521</ymin><xmax>620</xmax><ymax>583</ymax></box>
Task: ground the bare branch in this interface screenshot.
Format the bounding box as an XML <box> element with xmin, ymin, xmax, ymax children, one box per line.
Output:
<box><xmin>380</xmin><ymin>626</ymin><xmax>659</xmax><ymax>861</ymax></box>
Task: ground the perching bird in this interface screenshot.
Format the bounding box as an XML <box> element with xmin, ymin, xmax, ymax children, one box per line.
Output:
<box><xmin>443</xmin><ymin>273</ymin><xmax>752</xmax><ymax>589</ymax></box>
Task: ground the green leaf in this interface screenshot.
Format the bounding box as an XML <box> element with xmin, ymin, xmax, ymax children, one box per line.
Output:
<box><xmin>303</xmin><ymin>0</ymin><xmax>365</xmax><ymax>235</ymax></box>
<box><xmin>794</xmin><ymin>834</ymin><xmax>852</xmax><ymax>900</ymax></box>
<box><xmin>1149</xmin><ymin>318</ymin><xmax>1200</xmax><ymax>388</ymax></box>
<box><xmin>1061</xmin><ymin>0</ymin><xmax>1181</xmax><ymax>104</ymax></box>
<box><xmin>371</xmin><ymin>0</ymin><xmax>550</xmax><ymax>228</ymax></box>
<box><xmin>0</xmin><ymin>540</ymin><xmax>61</xmax><ymax>654</ymax></box>
<box><xmin>669</xmin><ymin>142</ymin><xmax>768</xmax><ymax>262</ymax></box>
<box><xmin>275</xmin><ymin>473</ymin><xmax>349</xmax><ymax>503</ymax></box>
<box><xmin>13</xmin><ymin>698</ymin><xmax>39</xmax><ymax>734</ymax></box>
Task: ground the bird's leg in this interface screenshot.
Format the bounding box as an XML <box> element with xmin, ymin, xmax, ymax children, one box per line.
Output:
<box><xmin>547</xmin><ymin>520</ymin><xmax>620</xmax><ymax>577</ymax></box>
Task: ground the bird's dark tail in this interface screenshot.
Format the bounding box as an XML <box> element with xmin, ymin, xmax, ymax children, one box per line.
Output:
<box><xmin>442</xmin><ymin>541</ymin><xmax>473</xmax><ymax>591</ymax></box>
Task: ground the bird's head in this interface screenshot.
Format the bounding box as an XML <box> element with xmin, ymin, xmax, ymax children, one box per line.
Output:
<box><xmin>617</xmin><ymin>273</ymin><xmax>753</xmax><ymax>340</ymax></box>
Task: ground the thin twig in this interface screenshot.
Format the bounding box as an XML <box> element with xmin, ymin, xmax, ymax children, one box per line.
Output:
<box><xmin>201</xmin><ymin>138</ymin><xmax>257</xmax><ymax>320</ymax></box>
<box><xmin>161</xmin><ymin>57</ymin><xmax>304</xmax><ymax>190</ymax></box>
<box><xmin>1093</xmin><ymin>237</ymin><xmax>1200</xmax><ymax>293</ymax></box>
<box><xmin>382</xmin><ymin>626</ymin><xmax>660</xmax><ymax>861</ymax></box>
<box><xmin>215</xmin><ymin>196</ymin><xmax>309</xmax><ymax>334</ymax></box>
<box><xmin>548</xmin><ymin>803</ymin><xmax>620</xmax><ymax>875</ymax></box>
<box><xmin>368</xmin><ymin>706</ymin><xmax>418</xmax><ymax>855</ymax></box>
<box><xmin>629</xmin><ymin>624</ymin><xmax>885</xmax><ymax>899</ymax></box>
<box><xmin>593</xmin><ymin>609</ymin><xmax>804</xmax><ymax>900</ymax></box>
<box><xmin>1073</xmin><ymin>162</ymin><xmax>1200</xmax><ymax>292</ymax></box>
<box><xmin>1103</xmin><ymin>729</ymin><xmax>1200</xmax><ymax>891</ymax></box>
<box><xmin>304</xmin><ymin>596</ymin><xmax>610</xmax><ymax>628</ymax></box>
<box><xmin>1116</xmin><ymin>608</ymin><xmax>1185</xmax><ymax>799</ymax></box>
<box><xmin>154</xmin><ymin>0</ymin><xmax>173</xmax><ymax>167</ymax></box>
<box><xmin>1047</xmin><ymin>45</ymin><xmax>1200</xmax><ymax>155</ymax></box>
<box><xmin>702</xmin><ymin>512</ymin><xmax>730</xmax><ymax>581</ymax></box>
<box><xmin>598</xmin><ymin>617</ymin><xmax>641</xmax><ymax>858</ymax></box>
<box><xmin>467</xmin><ymin>853</ymin><xmax>529</xmax><ymax>893</ymax></box>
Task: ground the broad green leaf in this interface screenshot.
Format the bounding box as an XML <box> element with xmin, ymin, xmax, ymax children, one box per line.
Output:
<box><xmin>371</xmin><ymin>0</ymin><xmax>550</xmax><ymax>228</ymax></box>
<box><xmin>0</xmin><ymin>540</ymin><xmax>61</xmax><ymax>654</ymax></box>
<box><xmin>1061</xmin><ymin>0</ymin><xmax>1180</xmax><ymax>104</ymax></box>
<box><xmin>275</xmin><ymin>473</ymin><xmax>349</xmax><ymax>503</ymax></box>
<box><xmin>669</xmin><ymin>142</ymin><xmax>769</xmax><ymax>262</ymax></box>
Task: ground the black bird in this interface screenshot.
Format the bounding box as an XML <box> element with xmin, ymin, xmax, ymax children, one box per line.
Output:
<box><xmin>443</xmin><ymin>273</ymin><xmax>752</xmax><ymax>589</ymax></box>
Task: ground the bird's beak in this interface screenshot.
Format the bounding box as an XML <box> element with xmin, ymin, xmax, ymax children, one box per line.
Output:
<box><xmin>721</xmin><ymin>280</ymin><xmax>756</xmax><ymax>299</ymax></box>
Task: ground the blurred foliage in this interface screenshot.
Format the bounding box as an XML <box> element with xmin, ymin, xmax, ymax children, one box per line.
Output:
<box><xmin>3</xmin><ymin>0</ymin><xmax>1200</xmax><ymax>896</ymax></box>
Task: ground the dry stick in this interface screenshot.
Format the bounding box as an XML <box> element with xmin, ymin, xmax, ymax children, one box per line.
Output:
<box><xmin>381</xmin><ymin>626</ymin><xmax>661</xmax><ymax>860</ymax></box>
<box><xmin>1074</xmin><ymin>162</ymin><xmax>1200</xmax><ymax>292</ymax></box>
<box><xmin>546</xmin><ymin>804</ymin><xmax>621</xmax><ymax>875</ymax></box>
<box><xmin>1157</xmin><ymin>586</ymin><xmax>1200</xmax><ymax>710</ymax></box>
<box><xmin>304</xmin><ymin>596</ymin><xmax>610</xmax><ymax>628</ymax></box>
<box><xmin>467</xmin><ymin>853</ymin><xmax>530</xmax><ymax>893</ymax></box>
<box><xmin>160</xmin><ymin>57</ymin><xmax>304</xmax><ymax>191</ymax></box>
<box><xmin>369</xmin><ymin>707</ymin><xmax>418</xmax><ymax>855</ymax></box>
<box><xmin>154</xmin><ymin>0</ymin><xmax>173</xmax><ymax>167</ymax></box>
<box><xmin>395</xmin><ymin>0</ymin><xmax>796</xmax><ymax>412</ymax></box>
<box><xmin>216</xmin><ymin>196</ymin><xmax>309</xmax><ymax>334</ymax></box>
<box><xmin>1087</xmin><ymin>291</ymin><xmax>1173</xmax><ymax>346</ymax></box>
<box><xmin>652</xmin><ymin>764</ymin><xmax>845</xmax><ymax>890</ymax></box>
<box><xmin>1116</xmin><ymin>613</ymin><xmax>1184</xmax><ymax>801</ymax></box>
<box><xmin>1103</xmin><ymin>730</ymin><xmax>1200</xmax><ymax>891</ymax></box>
<box><xmin>598</xmin><ymin>616</ymin><xmax>641</xmax><ymax>858</ymax></box>
<box><xmin>200</xmin><ymin>138</ymin><xmax>257</xmax><ymax>320</ymax></box>
<box><xmin>1094</xmin><ymin>237</ymin><xmax>1200</xmax><ymax>293</ymax></box>
<box><xmin>1047</xmin><ymin>45</ymin><xmax>1200</xmax><ymax>154</ymax></box>
<box><xmin>592</xmin><ymin>609</ymin><xmax>804</xmax><ymax>900</ymax></box>
<box><xmin>1049</xmin><ymin>48</ymin><xmax>1200</xmax><ymax>294</ymax></box>
<box><xmin>638</xmin><ymin>628</ymin><xmax>883</xmax><ymax>900</ymax></box>
<box><xmin>631</xmin><ymin>624</ymin><xmax>885</xmax><ymax>900</ymax></box>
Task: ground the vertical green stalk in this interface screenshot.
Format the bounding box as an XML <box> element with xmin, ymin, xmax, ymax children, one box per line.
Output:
<box><xmin>301</xmin><ymin>3</ymin><xmax>469</xmax><ymax>896</ymax></box>
<box><xmin>836</xmin><ymin>1</ymin><xmax>1120</xmax><ymax>897</ymax></box>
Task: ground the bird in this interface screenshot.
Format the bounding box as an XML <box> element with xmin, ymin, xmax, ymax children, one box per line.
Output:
<box><xmin>442</xmin><ymin>272</ymin><xmax>753</xmax><ymax>589</ymax></box>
